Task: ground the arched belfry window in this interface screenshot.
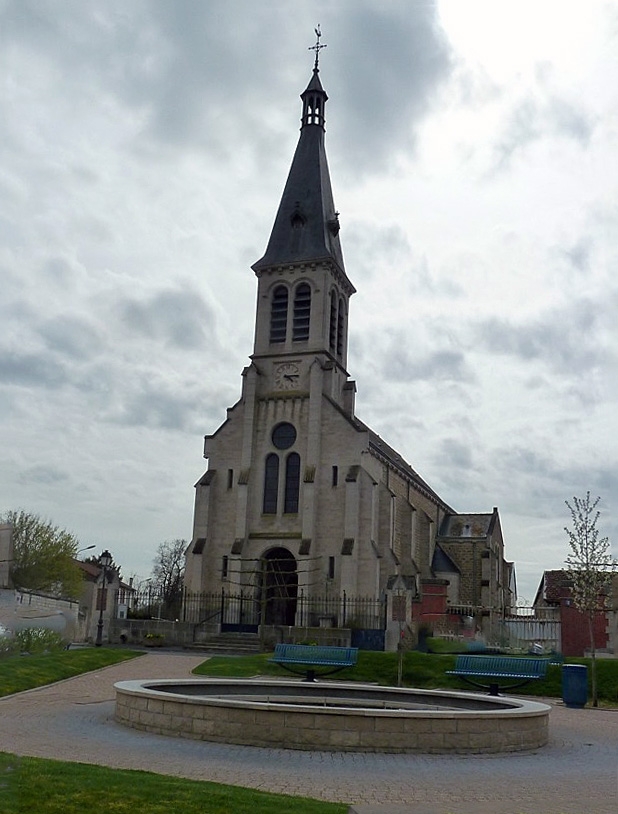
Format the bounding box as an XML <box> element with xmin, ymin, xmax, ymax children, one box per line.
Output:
<box><xmin>329</xmin><ymin>290</ymin><xmax>337</xmax><ymax>353</ymax></box>
<box><xmin>263</xmin><ymin>453</ymin><xmax>279</xmax><ymax>514</ymax></box>
<box><xmin>293</xmin><ymin>283</ymin><xmax>311</xmax><ymax>342</ymax></box>
<box><xmin>270</xmin><ymin>286</ymin><xmax>288</xmax><ymax>344</ymax></box>
<box><xmin>337</xmin><ymin>297</ymin><xmax>345</xmax><ymax>356</ymax></box>
<box><xmin>284</xmin><ymin>452</ymin><xmax>301</xmax><ymax>513</ymax></box>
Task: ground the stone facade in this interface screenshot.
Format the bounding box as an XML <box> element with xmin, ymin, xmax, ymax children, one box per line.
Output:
<box><xmin>184</xmin><ymin>61</ymin><xmax>515</xmax><ymax>636</ymax></box>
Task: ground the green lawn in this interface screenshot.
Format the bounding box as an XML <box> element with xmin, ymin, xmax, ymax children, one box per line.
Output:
<box><xmin>0</xmin><ymin>646</ymin><xmax>615</xmax><ymax>812</ymax></box>
<box><xmin>0</xmin><ymin>648</ymin><xmax>143</xmax><ymax>697</ymax></box>
<box><xmin>192</xmin><ymin>649</ymin><xmax>618</xmax><ymax>705</ymax></box>
<box><xmin>0</xmin><ymin>753</ymin><xmax>346</xmax><ymax>814</ymax></box>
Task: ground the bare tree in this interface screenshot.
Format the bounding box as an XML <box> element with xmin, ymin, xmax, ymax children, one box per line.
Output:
<box><xmin>150</xmin><ymin>539</ymin><xmax>187</xmax><ymax>618</ymax></box>
<box><xmin>564</xmin><ymin>493</ymin><xmax>617</xmax><ymax>706</ymax></box>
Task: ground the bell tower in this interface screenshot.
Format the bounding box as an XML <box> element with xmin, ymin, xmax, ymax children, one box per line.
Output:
<box><xmin>250</xmin><ymin>27</ymin><xmax>355</xmax><ymax>409</ymax></box>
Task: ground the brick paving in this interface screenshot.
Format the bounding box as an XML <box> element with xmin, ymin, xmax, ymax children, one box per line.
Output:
<box><xmin>0</xmin><ymin>650</ymin><xmax>616</xmax><ymax>813</ymax></box>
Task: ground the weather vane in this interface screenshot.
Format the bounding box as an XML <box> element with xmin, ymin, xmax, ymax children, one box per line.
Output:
<box><xmin>308</xmin><ymin>24</ymin><xmax>326</xmax><ymax>71</ymax></box>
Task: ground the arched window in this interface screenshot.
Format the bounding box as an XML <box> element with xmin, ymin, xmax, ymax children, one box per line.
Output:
<box><xmin>293</xmin><ymin>283</ymin><xmax>311</xmax><ymax>341</ymax></box>
<box><xmin>263</xmin><ymin>453</ymin><xmax>279</xmax><ymax>514</ymax></box>
<box><xmin>329</xmin><ymin>290</ymin><xmax>337</xmax><ymax>353</ymax></box>
<box><xmin>336</xmin><ymin>297</ymin><xmax>345</xmax><ymax>356</ymax></box>
<box><xmin>284</xmin><ymin>453</ymin><xmax>301</xmax><ymax>513</ymax></box>
<box><xmin>270</xmin><ymin>286</ymin><xmax>288</xmax><ymax>344</ymax></box>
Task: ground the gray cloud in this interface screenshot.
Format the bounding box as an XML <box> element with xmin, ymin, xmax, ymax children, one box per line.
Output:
<box><xmin>17</xmin><ymin>465</ymin><xmax>71</xmax><ymax>486</ymax></box>
<box><xmin>494</xmin><ymin>92</ymin><xmax>594</xmax><ymax>169</ymax></box>
<box><xmin>474</xmin><ymin>301</ymin><xmax>606</xmax><ymax>375</ymax></box>
<box><xmin>561</xmin><ymin>238</ymin><xmax>592</xmax><ymax>273</ymax></box>
<box><xmin>330</xmin><ymin>3</ymin><xmax>453</xmax><ymax>174</ymax></box>
<box><xmin>104</xmin><ymin>376</ymin><xmax>211</xmax><ymax>433</ymax></box>
<box><xmin>0</xmin><ymin>1</ymin><xmax>455</xmax><ymax>189</ymax></box>
<box><xmin>382</xmin><ymin>344</ymin><xmax>471</xmax><ymax>384</ymax></box>
<box><xmin>117</xmin><ymin>287</ymin><xmax>216</xmax><ymax>350</ymax></box>
<box><xmin>38</xmin><ymin>315</ymin><xmax>103</xmax><ymax>362</ymax></box>
<box><xmin>438</xmin><ymin>438</ymin><xmax>474</xmax><ymax>470</ymax></box>
<box><xmin>0</xmin><ymin>3</ymin><xmax>614</xmax><ymax>605</ymax></box>
<box><xmin>0</xmin><ymin>350</ymin><xmax>68</xmax><ymax>388</ymax></box>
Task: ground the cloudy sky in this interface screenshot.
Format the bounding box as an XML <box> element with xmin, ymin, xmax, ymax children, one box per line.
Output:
<box><xmin>1</xmin><ymin>0</ymin><xmax>616</xmax><ymax>602</ymax></box>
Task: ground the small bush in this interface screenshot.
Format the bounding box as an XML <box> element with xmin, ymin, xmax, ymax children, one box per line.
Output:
<box><xmin>12</xmin><ymin>628</ymin><xmax>65</xmax><ymax>655</ymax></box>
<box><xmin>0</xmin><ymin>634</ymin><xmax>16</xmax><ymax>657</ymax></box>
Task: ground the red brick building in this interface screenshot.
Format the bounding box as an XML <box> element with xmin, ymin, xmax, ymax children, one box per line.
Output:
<box><xmin>534</xmin><ymin>569</ymin><xmax>612</xmax><ymax>657</ymax></box>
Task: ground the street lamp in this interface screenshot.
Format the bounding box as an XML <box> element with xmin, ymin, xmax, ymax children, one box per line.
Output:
<box><xmin>95</xmin><ymin>549</ymin><xmax>113</xmax><ymax>647</ymax></box>
<box><xmin>77</xmin><ymin>545</ymin><xmax>96</xmax><ymax>557</ymax></box>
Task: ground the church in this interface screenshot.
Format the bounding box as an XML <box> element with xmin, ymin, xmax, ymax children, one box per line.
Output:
<box><xmin>184</xmin><ymin>41</ymin><xmax>516</xmax><ymax>646</ymax></box>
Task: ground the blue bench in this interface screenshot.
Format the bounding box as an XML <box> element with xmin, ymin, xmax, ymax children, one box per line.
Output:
<box><xmin>269</xmin><ymin>643</ymin><xmax>358</xmax><ymax>682</ymax></box>
<box><xmin>446</xmin><ymin>655</ymin><xmax>549</xmax><ymax>696</ymax></box>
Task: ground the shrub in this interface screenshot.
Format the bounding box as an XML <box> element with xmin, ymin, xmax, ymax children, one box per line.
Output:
<box><xmin>12</xmin><ymin>628</ymin><xmax>65</xmax><ymax>655</ymax></box>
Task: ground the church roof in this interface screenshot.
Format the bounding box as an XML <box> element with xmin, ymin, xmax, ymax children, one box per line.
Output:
<box><xmin>252</xmin><ymin>67</ymin><xmax>347</xmax><ymax>275</ymax></box>
<box><xmin>432</xmin><ymin>545</ymin><xmax>461</xmax><ymax>574</ymax></box>
<box><xmin>368</xmin><ymin>429</ymin><xmax>454</xmax><ymax>512</ymax></box>
<box><xmin>438</xmin><ymin>511</ymin><xmax>497</xmax><ymax>538</ymax></box>
<box><xmin>322</xmin><ymin>392</ymin><xmax>454</xmax><ymax>513</ymax></box>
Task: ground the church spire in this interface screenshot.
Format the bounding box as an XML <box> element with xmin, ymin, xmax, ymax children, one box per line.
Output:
<box><xmin>252</xmin><ymin>28</ymin><xmax>345</xmax><ymax>274</ymax></box>
<box><xmin>301</xmin><ymin>25</ymin><xmax>327</xmax><ymax>129</ymax></box>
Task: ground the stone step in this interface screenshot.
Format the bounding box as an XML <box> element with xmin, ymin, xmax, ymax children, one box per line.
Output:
<box><xmin>187</xmin><ymin>648</ymin><xmax>262</xmax><ymax>657</ymax></box>
<box><xmin>187</xmin><ymin>633</ymin><xmax>263</xmax><ymax>655</ymax></box>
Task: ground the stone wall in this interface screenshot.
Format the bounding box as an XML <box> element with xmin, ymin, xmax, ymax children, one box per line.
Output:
<box><xmin>115</xmin><ymin>679</ymin><xmax>550</xmax><ymax>754</ymax></box>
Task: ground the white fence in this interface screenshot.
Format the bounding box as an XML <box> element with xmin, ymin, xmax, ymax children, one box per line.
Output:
<box><xmin>502</xmin><ymin>610</ymin><xmax>561</xmax><ymax>652</ymax></box>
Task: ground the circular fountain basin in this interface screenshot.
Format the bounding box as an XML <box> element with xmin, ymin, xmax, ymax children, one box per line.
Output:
<box><xmin>114</xmin><ymin>678</ymin><xmax>550</xmax><ymax>753</ymax></box>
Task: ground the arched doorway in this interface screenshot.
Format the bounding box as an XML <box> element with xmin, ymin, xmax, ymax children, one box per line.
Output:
<box><xmin>260</xmin><ymin>547</ymin><xmax>298</xmax><ymax>626</ymax></box>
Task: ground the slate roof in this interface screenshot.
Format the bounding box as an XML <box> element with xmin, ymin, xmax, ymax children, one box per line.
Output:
<box><xmin>252</xmin><ymin>68</ymin><xmax>348</xmax><ymax>275</ymax></box>
<box><xmin>438</xmin><ymin>512</ymin><xmax>496</xmax><ymax>538</ymax></box>
<box><xmin>368</xmin><ymin>428</ymin><xmax>454</xmax><ymax>512</ymax></box>
<box><xmin>432</xmin><ymin>545</ymin><xmax>460</xmax><ymax>574</ymax></box>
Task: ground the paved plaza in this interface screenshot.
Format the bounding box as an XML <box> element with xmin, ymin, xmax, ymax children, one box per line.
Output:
<box><xmin>0</xmin><ymin>651</ymin><xmax>616</xmax><ymax>813</ymax></box>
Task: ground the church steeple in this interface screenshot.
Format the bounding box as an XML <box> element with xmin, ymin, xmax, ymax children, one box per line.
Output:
<box><xmin>252</xmin><ymin>28</ymin><xmax>346</xmax><ymax>274</ymax></box>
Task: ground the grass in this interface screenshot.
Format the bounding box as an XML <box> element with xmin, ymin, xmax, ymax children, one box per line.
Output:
<box><xmin>0</xmin><ymin>753</ymin><xmax>346</xmax><ymax>814</ymax></box>
<box><xmin>193</xmin><ymin>649</ymin><xmax>618</xmax><ymax>705</ymax></box>
<box><xmin>0</xmin><ymin>646</ymin><xmax>613</xmax><ymax>812</ymax></box>
<box><xmin>0</xmin><ymin>648</ymin><xmax>143</xmax><ymax>697</ymax></box>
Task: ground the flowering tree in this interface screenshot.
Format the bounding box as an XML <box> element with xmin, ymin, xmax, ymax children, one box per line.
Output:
<box><xmin>564</xmin><ymin>493</ymin><xmax>616</xmax><ymax>706</ymax></box>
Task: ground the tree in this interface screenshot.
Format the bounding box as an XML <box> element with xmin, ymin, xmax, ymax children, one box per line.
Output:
<box><xmin>2</xmin><ymin>509</ymin><xmax>83</xmax><ymax>598</ymax></box>
<box><xmin>149</xmin><ymin>539</ymin><xmax>187</xmax><ymax>618</ymax></box>
<box><xmin>564</xmin><ymin>493</ymin><xmax>617</xmax><ymax>706</ymax></box>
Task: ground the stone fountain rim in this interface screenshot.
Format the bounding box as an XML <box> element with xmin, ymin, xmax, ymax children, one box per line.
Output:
<box><xmin>114</xmin><ymin>677</ymin><xmax>551</xmax><ymax>719</ymax></box>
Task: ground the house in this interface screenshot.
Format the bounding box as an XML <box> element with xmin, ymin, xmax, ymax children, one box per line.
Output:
<box><xmin>534</xmin><ymin>569</ymin><xmax>616</xmax><ymax>657</ymax></box>
<box><xmin>75</xmin><ymin>559</ymin><xmax>135</xmax><ymax>643</ymax></box>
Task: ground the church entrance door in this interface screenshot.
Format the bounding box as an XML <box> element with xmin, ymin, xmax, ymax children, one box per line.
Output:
<box><xmin>260</xmin><ymin>547</ymin><xmax>298</xmax><ymax>626</ymax></box>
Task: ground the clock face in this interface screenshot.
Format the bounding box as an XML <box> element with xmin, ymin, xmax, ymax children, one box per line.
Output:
<box><xmin>274</xmin><ymin>362</ymin><xmax>300</xmax><ymax>390</ymax></box>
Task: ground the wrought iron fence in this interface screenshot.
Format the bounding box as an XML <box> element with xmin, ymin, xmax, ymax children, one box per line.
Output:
<box><xmin>124</xmin><ymin>588</ymin><xmax>387</xmax><ymax>630</ymax></box>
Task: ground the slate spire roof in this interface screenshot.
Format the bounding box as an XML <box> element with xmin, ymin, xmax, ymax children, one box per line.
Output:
<box><xmin>252</xmin><ymin>63</ymin><xmax>346</xmax><ymax>274</ymax></box>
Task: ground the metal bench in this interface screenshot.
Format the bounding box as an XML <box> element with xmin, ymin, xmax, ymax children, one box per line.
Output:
<box><xmin>269</xmin><ymin>643</ymin><xmax>358</xmax><ymax>682</ymax></box>
<box><xmin>446</xmin><ymin>654</ymin><xmax>549</xmax><ymax>696</ymax></box>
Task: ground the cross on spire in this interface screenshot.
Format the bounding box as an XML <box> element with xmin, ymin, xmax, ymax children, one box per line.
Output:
<box><xmin>308</xmin><ymin>24</ymin><xmax>326</xmax><ymax>72</ymax></box>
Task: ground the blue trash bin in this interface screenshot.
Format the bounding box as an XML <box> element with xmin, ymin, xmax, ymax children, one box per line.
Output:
<box><xmin>562</xmin><ymin>664</ymin><xmax>588</xmax><ymax>708</ymax></box>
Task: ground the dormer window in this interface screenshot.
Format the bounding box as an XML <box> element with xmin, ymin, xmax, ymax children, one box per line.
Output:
<box><xmin>291</xmin><ymin>202</ymin><xmax>306</xmax><ymax>229</ymax></box>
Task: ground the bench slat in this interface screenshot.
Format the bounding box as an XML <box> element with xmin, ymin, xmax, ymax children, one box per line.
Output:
<box><xmin>447</xmin><ymin>655</ymin><xmax>548</xmax><ymax>677</ymax></box>
<box><xmin>269</xmin><ymin>644</ymin><xmax>358</xmax><ymax>681</ymax></box>
<box><xmin>446</xmin><ymin>655</ymin><xmax>548</xmax><ymax>695</ymax></box>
